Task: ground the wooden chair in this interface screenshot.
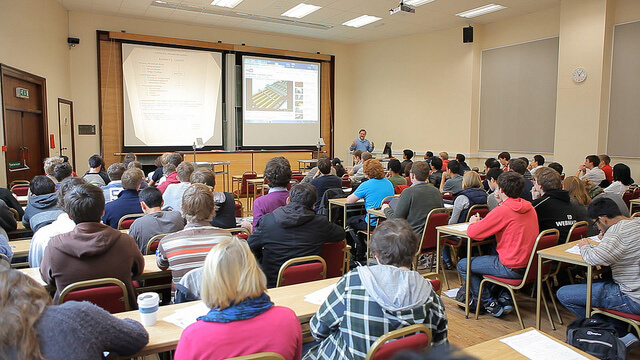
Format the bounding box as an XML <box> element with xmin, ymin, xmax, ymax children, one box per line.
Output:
<box><xmin>117</xmin><ymin>213</ymin><xmax>145</xmax><ymax>230</ymax></box>
<box><xmin>59</xmin><ymin>278</ymin><xmax>131</xmax><ymax>313</ymax></box>
<box><xmin>475</xmin><ymin>228</ymin><xmax>561</xmax><ymax>329</ymax></box>
<box><xmin>321</xmin><ymin>239</ymin><xmax>348</xmax><ymax>278</ymax></box>
<box><xmin>226</xmin><ymin>352</ymin><xmax>285</xmax><ymax>360</ymax></box>
<box><xmin>276</xmin><ymin>255</ymin><xmax>326</xmax><ymax>287</ymax></box>
<box><xmin>145</xmin><ymin>233</ymin><xmax>169</xmax><ymax>255</ymax></box>
<box><xmin>365</xmin><ymin>324</ymin><xmax>432</xmax><ymax>360</ymax></box>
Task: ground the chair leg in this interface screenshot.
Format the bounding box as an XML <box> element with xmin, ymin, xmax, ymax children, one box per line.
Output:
<box><xmin>475</xmin><ymin>279</ymin><xmax>486</xmax><ymax>320</ymax></box>
<box><xmin>541</xmin><ymin>285</ymin><xmax>556</xmax><ymax>331</ymax></box>
<box><xmin>545</xmin><ymin>279</ymin><xmax>563</xmax><ymax>325</ymax></box>
<box><xmin>566</xmin><ymin>268</ymin><xmax>575</xmax><ymax>285</ymax></box>
<box><xmin>440</xmin><ymin>259</ymin><xmax>451</xmax><ymax>290</ymax></box>
<box><xmin>508</xmin><ymin>287</ymin><xmax>525</xmax><ymax>329</ymax></box>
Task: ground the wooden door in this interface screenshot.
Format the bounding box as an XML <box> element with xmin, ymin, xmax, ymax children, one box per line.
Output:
<box><xmin>58</xmin><ymin>99</ymin><xmax>75</xmax><ymax>169</ymax></box>
<box><xmin>1</xmin><ymin>64</ymin><xmax>48</xmax><ymax>185</ymax></box>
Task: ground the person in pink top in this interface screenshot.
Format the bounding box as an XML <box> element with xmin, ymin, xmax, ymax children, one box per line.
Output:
<box><xmin>174</xmin><ymin>236</ymin><xmax>302</xmax><ymax>360</ymax></box>
<box><xmin>457</xmin><ymin>171</ymin><xmax>539</xmax><ymax>318</ymax></box>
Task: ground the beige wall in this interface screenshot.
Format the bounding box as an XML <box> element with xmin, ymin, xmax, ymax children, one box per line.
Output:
<box><xmin>0</xmin><ymin>0</ymin><xmax>71</xmax><ymax>185</ymax></box>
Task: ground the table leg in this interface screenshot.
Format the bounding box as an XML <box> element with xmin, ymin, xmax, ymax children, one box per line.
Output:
<box><xmin>328</xmin><ymin>203</ymin><xmax>333</xmax><ymax>223</ymax></box>
<box><xmin>536</xmin><ymin>255</ymin><xmax>542</xmax><ymax>330</ymax></box>
<box><xmin>586</xmin><ymin>265</ymin><xmax>593</xmax><ymax>318</ymax></box>
<box><xmin>465</xmin><ymin>236</ymin><xmax>471</xmax><ymax>318</ymax></box>
<box><xmin>366</xmin><ymin>217</ymin><xmax>371</xmax><ymax>261</ymax></box>
<box><xmin>343</xmin><ymin>204</ymin><xmax>347</xmax><ymax>230</ymax></box>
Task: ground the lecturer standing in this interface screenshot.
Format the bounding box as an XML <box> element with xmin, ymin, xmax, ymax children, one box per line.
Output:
<box><xmin>349</xmin><ymin>129</ymin><xmax>374</xmax><ymax>153</ymax></box>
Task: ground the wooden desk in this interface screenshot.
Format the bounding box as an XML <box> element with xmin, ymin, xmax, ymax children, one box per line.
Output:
<box><xmin>114</xmin><ymin>278</ymin><xmax>338</xmax><ymax>357</ymax></box>
<box><xmin>462</xmin><ymin>328</ymin><xmax>598</xmax><ymax>360</ymax></box>
<box><xmin>298</xmin><ymin>159</ymin><xmax>317</xmax><ymax>171</ymax></box>
<box><xmin>328</xmin><ymin>198</ymin><xmax>364</xmax><ymax>228</ymax></box>
<box><xmin>435</xmin><ymin>223</ymin><xmax>472</xmax><ymax>317</ymax></box>
<box><xmin>20</xmin><ymin>254</ymin><xmax>169</xmax><ymax>290</ymax></box>
<box><xmin>9</xmin><ymin>238</ymin><xmax>30</xmax><ymax>257</ymax></box>
<box><xmin>536</xmin><ymin>240</ymin><xmax>593</xmax><ymax>330</ymax></box>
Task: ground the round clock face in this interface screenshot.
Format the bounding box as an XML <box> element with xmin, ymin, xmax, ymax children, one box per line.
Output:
<box><xmin>572</xmin><ymin>67</ymin><xmax>587</xmax><ymax>83</ymax></box>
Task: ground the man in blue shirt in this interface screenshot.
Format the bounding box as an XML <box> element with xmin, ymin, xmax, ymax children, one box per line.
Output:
<box><xmin>102</xmin><ymin>168</ymin><xmax>144</xmax><ymax>228</ymax></box>
<box><xmin>349</xmin><ymin>129</ymin><xmax>374</xmax><ymax>153</ymax></box>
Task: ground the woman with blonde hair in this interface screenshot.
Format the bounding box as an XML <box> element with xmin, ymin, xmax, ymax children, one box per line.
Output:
<box><xmin>563</xmin><ymin>176</ymin><xmax>592</xmax><ymax>207</ymax></box>
<box><xmin>0</xmin><ymin>270</ymin><xmax>148</xmax><ymax>360</ymax></box>
<box><xmin>175</xmin><ymin>237</ymin><xmax>302</xmax><ymax>360</ymax></box>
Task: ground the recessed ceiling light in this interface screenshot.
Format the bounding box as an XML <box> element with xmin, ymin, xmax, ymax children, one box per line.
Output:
<box><xmin>456</xmin><ymin>3</ymin><xmax>506</xmax><ymax>18</ymax></box>
<box><xmin>404</xmin><ymin>0</ymin><xmax>436</xmax><ymax>6</ymax></box>
<box><xmin>342</xmin><ymin>15</ymin><xmax>382</xmax><ymax>28</ymax></box>
<box><xmin>210</xmin><ymin>0</ymin><xmax>243</xmax><ymax>8</ymax></box>
<box><xmin>282</xmin><ymin>3</ymin><xmax>322</xmax><ymax>18</ymax></box>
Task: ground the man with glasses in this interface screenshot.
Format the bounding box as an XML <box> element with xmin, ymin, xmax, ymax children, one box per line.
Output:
<box><xmin>557</xmin><ymin>196</ymin><xmax>640</xmax><ymax>351</ymax></box>
<box><xmin>349</xmin><ymin>129</ymin><xmax>374</xmax><ymax>153</ymax></box>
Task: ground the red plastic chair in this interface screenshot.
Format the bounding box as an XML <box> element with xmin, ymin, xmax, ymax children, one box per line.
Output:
<box><xmin>235</xmin><ymin>199</ymin><xmax>243</xmax><ymax>217</ymax></box>
<box><xmin>591</xmin><ymin>308</ymin><xmax>640</xmax><ymax>337</ymax></box>
<box><xmin>622</xmin><ymin>189</ymin><xmax>634</xmax><ymax>209</ymax></box>
<box><xmin>145</xmin><ymin>233</ymin><xmax>168</xmax><ymax>255</ymax></box>
<box><xmin>321</xmin><ymin>240</ymin><xmax>348</xmax><ymax>278</ymax></box>
<box><xmin>341</xmin><ymin>177</ymin><xmax>351</xmax><ymax>188</ymax></box>
<box><xmin>276</xmin><ymin>255</ymin><xmax>326</xmax><ymax>287</ymax></box>
<box><xmin>394</xmin><ymin>185</ymin><xmax>409</xmax><ymax>194</ymax></box>
<box><xmin>442</xmin><ymin>193</ymin><xmax>453</xmax><ymax>201</ymax></box>
<box><xmin>10</xmin><ymin>184</ymin><xmax>29</xmax><ymax>197</ymax></box>
<box><xmin>117</xmin><ymin>213</ymin><xmax>144</xmax><ymax>230</ymax></box>
<box><xmin>59</xmin><ymin>278</ymin><xmax>131</xmax><ymax>313</ymax></box>
<box><xmin>476</xmin><ymin>228</ymin><xmax>560</xmax><ymax>329</ymax></box>
<box><xmin>365</xmin><ymin>324</ymin><xmax>431</xmax><ymax>360</ymax></box>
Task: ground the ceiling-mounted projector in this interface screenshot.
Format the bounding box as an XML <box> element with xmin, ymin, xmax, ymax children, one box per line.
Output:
<box><xmin>390</xmin><ymin>2</ymin><xmax>415</xmax><ymax>15</ymax></box>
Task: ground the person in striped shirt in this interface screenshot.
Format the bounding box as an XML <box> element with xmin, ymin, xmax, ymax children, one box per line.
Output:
<box><xmin>156</xmin><ymin>183</ymin><xmax>233</xmax><ymax>287</ymax></box>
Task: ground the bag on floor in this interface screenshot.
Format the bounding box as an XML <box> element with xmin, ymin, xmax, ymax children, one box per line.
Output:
<box><xmin>566</xmin><ymin>317</ymin><xmax>626</xmax><ymax>360</ymax></box>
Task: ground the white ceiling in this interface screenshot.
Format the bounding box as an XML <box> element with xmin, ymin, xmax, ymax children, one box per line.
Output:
<box><xmin>57</xmin><ymin>0</ymin><xmax>561</xmax><ymax>43</ymax></box>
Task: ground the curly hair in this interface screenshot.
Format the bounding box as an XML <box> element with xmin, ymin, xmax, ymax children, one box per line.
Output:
<box><xmin>363</xmin><ymin>159</ymin><xmax>385</xmax><ymax>180</ymax></box>
<box><xmin>264</xmin><ymin>156</ymin><xmax>292</xmax><ymax>188</ymax></box>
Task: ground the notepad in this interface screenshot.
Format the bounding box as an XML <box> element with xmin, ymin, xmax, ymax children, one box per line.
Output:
<box><xmin>163</xmin><ymin>302</ymin><xmax>209</xmax><ymax>329</ymax></box>
<box><xmin>448</xmin><ymin>223</ymin><xmax>469</xmax><ymax>232</ymax></box>
<box><xmin>499</xmin><ymin>329</ymin><xmax>590</xmax><ymax>359</ymax></box>
<box><xmin>304</xmin><ymin>284</ymin><xmax>337</xmax><ymax>305</ymax></box>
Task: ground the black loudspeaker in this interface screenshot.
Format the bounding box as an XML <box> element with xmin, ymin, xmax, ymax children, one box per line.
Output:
<box><xmin>463</xmin><ymin>26</ymin><xmax>473</xmax><ymax>43</ymax></box>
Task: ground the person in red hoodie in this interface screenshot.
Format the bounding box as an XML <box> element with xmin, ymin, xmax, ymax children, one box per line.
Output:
<box><xmin>457</xmin><ymin>171</ymin><xmax>539</xmax><ymax>317</ymax></box>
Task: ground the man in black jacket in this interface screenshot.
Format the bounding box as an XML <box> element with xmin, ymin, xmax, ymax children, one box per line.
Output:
<box><xmin>247</xmin><ymin>182</ymin><xmax>345</xmax><ymax>287</ymax></box>
<box><xmin>532</xmin><ymin>167</ymin><xmax>584</xmax><ymax>242</ymax></box>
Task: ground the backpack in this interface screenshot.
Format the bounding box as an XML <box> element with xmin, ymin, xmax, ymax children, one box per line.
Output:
<box><xmin>566</xmin><ymin>317</ymin><xmax>627</xmax><ymax>360</ymax></box>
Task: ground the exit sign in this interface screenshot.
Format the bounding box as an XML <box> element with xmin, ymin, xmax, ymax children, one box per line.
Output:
<box><xmin>15</xmin><ymin>87</ymin><xmax>29</xmax><ymax>99</ymax></box>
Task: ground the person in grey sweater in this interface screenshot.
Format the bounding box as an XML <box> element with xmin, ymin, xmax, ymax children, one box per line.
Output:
<box><xmin>0</xmin><ymin>270</ymin><xmax>148</xmax><ymax>360</ymax></box>
<box><xmin>23</xmin><ymin>175</ymin><xmax>63</xmax><ymax>233</ymax></box>
<box><xmin>382</xmin><ymin>161</ymin><xmax>444</xmax><ymax>236</ymax></box>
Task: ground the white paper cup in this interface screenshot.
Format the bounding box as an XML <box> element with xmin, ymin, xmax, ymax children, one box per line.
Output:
<box><xmin>137</xmin><ymin>292</ymin><xmax>160</xmax><ymax>326</ymax></box>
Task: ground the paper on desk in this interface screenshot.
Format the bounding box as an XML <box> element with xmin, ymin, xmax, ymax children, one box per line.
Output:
<box><xmin>304</xmin><ymin>284</ymin><xmax>337</xmax><ymax>305</ymax></box>
<box><xmin>448</xmin><ymin>223</ymin><xmax>469</xmax><ymax>232</ymax></box>
<box><xmin>499</xmin><ymin>329</ymin><xmax>590</xmax><ymax>360</ymax></box>
<box><xmin>163</xmin><ymin>302</ymin><xmax>209</xmax><ymax>329</ymax></box>
<box><xmin>565</xmin><ymin>236</ymin><xmax>602</xmax><ymax>254</ymax></box>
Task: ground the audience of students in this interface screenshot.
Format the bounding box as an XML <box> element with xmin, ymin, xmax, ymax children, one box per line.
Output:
<box><xmin>190</xmin><ymin>168</ymin><xmax>238</xmax><ymax>229</ymax></box>
<box><xmin>253</xmin><ymin>156</ymin><xmax>292</xmax><ymax>229</ymax></box>
<box><xmin>157</xmin><ymin>183</ymin><xmax>233</xmax><ymax>286</ymax></box>
<box><xmin>162</xmin><ymin>161</ymin><xmax>195</xmax><ymax>213</ymax></box>
<box><xmin>310</xmin><ymin>158</ymin><xmax>342</xmax><ymax>209</ymax></box>
<box><xmin>439</xmin><ymin>160</ymin><xmax>463</xmax><ymax>193</ymax></box>
<box><xmin>603</xmin><ymin>163</ymin><xmax>634</xmax><ymax>196</ymax></box>
<box><xmin>304</xmin><ymin>219</ymin><xmax>448</xmax><ymax>360</ymax></box>
<box><xmin>400</xmin><ymin>149</ymin><xmax>414</xmax><ymax>176</ymax></box>
<box><xmin>40</xmin><ymin>183</ymin><xmax>144</xmax><ymax>304</ymax></box>
<box><xmin>102</xmin><ymin>162</ymin><xmax>126</xmax><ymax>202</ymax></box>
<box><xmin>22</xmin><ymin>175</ymin><xmax>62</xmax><ymax>233</ymax></box>
<box><xmin>129</xmin><ymin>186</ymin><xmax>184</xmax><ymax>253</ymax></box>
<box><xmin>247</xmin><ymin>183</ymin><xmax>345</xmax><ymax>288</ymax></box>
<box><xmin>458</xmin><ymin>171</ymin><xmax>539</xmax><ymax>317</ymax></box>
<box><xmin>382</xmin><ymin>161</ymin><xmax>443</xmax><ymax>236</ymax></box>
<box><xmin>82</xmin><ymin>154</ymin><xmax>110</xmax><ymax>186</ymax></box>
<box><xmin>102</xmin><ymin>168</ymin><xmax>144</xmax><ymax>229</ymax></box>
<box><xmin>0</xmin><ymin>270</ymin><xmax>149</xmax><ymax>360</ymax></box>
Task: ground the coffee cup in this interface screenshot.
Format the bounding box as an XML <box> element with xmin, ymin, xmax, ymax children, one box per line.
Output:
<box><xmin>137</xmin><ymin>292</ymin><xmax>160</xmax><ymax>326</ymax></box>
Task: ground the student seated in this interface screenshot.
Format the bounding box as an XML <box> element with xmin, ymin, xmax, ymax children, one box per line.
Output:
<box><xmin>439</xmin><ymin>160</ymin><xmax>463</xmax><ymax>194</ymax></box>
<box><xmin>0</xmin><ymin>232</ymin><xmax>12</xmax><ymax>261</ymax></box>
<box><xmin>485</xmin><ymin>168</ymin><xmax>503</xmax><ymax>210</ymax></box>
<box><xmin>400</xmin><ymin>149</ymin><xmax>414</xmax><ymax>176</ymax></box>
<box><xmin>603</xmin><ymin>163</ymin><xmax>634</xmax><ymax>197</ymax></box>
<box><xmin>310</xmin><ymin>158</ymin><xmax>342</xmax><ymax>209</ymax></box>
<box><xmin>482</xmin><ymin>157</ymin><xmax>501</xmax><ymax>191</ymax></box>
<box><xmin>174</xmin><ymin>237</ymin><xmax>302</xmax><ymax>360</ymax></box>
<box><xmin>190</xmin><ymin>168</ymin><xmax>237</xmax><ymax>229</ymax></box>
<box><xmin>576</xmin><ymin>155</ymin><xmax>606</xmax><ymax>185</ymax></box>
<box><xmin>598</xmin><ymin>154</ymin><xmax>614</xmax><ymax>184</ymax></box>
<box><xmin>530</xmin><ymin>154</ymin><xmax>545</xmax><ymax>179</ymax></box>
<box><xmin>428</xmin><ymin>157</ymin><xmax>444</xmax><ymax>188</ymax></box>
<box><xmin>53</xmin><ymin>162</ymin><xmax>73</xmax><ymax>186</ymax></box>
<box><xmin>348</xmin><ymin>150</ymin><xmax>363</xmax><ymax>176</ymax></box>
<box><xmin>351</xmin><ymin>152</ymin><xmax>373</xmax><ymax>187</ymax></box>
<box><xmin>332</xmin><ymin>157</ymin><xmax>346</xmax><ymax>178</ymax></box>
<box><xmin>247</xmin><ymin>183</ymin><xmax>345</xmax><ymax>288</ymax></box>
<box><xmin>253</xmin><ymin>156</ymin><xmax>292</xmax><ymax>229</ymax></box>
<box><xmin>457</xmin><ymin>171</ymin><xmax>539</xmax><ymax>317</ymax></box>
<box><xmin>40</xmin><ymin>183</ymin><xmax>144</xmax><ymax>304</ymax></box>
<box><xmin>43</xmin><ymin>156</ymin><xmax>64</xmax><ymax>185</ymax></box>
<box><xmin>531</xmin><ymin>167</ymin><xmax>582</xmax><ymax>241</ymax></box>
<box><xmin>102</xmin><ymin>168</ymin><xmax>144</xmax><ymax>229</ymax></box>
<box><xmin>439</xmin><ymin>151</ymin><xmax>450</xmax><ymax>169</ymax></box>
<box><xmin>157</xmin><ymin>183</ymin><xmax>233</xmax><ymax>286</ymax></box>
<box><xmin>157</xmin><ymin>153</ymin><xmax>184</xmax><ymax>193</ymax></box>
<box><xmin>0</xmin><ymin>270</ymin><xmax>149</xmax><ymax>360</ymax></box>
<box><xmin>506</xmin><ymin>158</ymin><xmax>534</xmax><ymax>201</ymax></box>
<box><xmin>129</xmin><ymin>187</ymin><xmax>184</xmax><ymax>253</ymax></box>
<box><xmin>102</xmin><ymin>162</ymin><xmax>126</xmax><ymax>203</ymax></box>
<box><xmin>22</xmin><ymin>175</ymin><xmax>62</xmax><ymax>233</ymax></box>
<box><xmin>303</xmin><ymin>219</ymin><xmax>448</xmax><ymax>360</ymax></box>
<box><xmin>498</xmin><ymin>151</ymin><xmax>511</xmax><ymax>170</ymax></box>
<box><xmin>162</xmin><ymin>161</ymin><xmax>195</xmax><ymax>213</ymax></box>
<box><xmin>456</xmin><ymin>153</ymin><xmax>471</xmax><ymax>173</ymax></box>
<box><xmin>82</xmin><ymin>154</ymin><xmax>110</xmax><ymax>186</ymax></box>
<box><xmin>386</xmin><ymin>158</ymin><xmax>407</xmax><ymax>188</ymax></box>
<box><xmin>302</xmin><ymin>155</ymin><xmax>337</xmax><ymax>184</ymax></box>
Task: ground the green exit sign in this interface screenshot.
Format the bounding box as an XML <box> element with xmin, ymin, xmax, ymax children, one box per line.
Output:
<box><xmin>15</xmin><ymin>87</ymin><xmax>29</xmax><ymax>99</ymax></box>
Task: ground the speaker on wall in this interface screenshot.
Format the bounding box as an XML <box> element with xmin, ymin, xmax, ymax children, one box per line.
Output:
<box><xmin>463</xmin><ymin>26</ymin><xmax>473</xmax><ymax>43</ymax></box>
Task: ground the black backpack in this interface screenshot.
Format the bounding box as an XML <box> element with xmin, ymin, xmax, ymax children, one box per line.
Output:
<box><xmin>566</xmin><ymin>317</ymin><xmax>627</xmax><ymax>360</ymax></box>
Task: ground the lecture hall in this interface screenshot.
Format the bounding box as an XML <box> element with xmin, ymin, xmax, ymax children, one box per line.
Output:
<box><xmin>1</xmin><ymin>0</ymin><xmax>640</xmax><ymax>359</ymax></box>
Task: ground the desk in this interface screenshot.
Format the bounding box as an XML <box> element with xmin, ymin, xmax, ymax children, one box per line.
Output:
<box><xmin>462</xmin><ymin>328</ymin><xmax>598</xmax><ymax>360</ymax></box>
<box><xmin>328</xmin><ymin>198</ymin><xmax>364</xmax><ymax>228</ymax></box>
<box><xmin>536</xmin><ymin>240</ymin><xmax>593</xmax><ymax>330</ymax></box>
<box><xmin>114</xmin><ymin>278</ymin><xmax>338</xmax><ymax>357</ymax></box>
<box><xmin>20</xmin><ymin>254</ymin><xmax>169</xmax><ymax>290</ymax></box>
<box><xmin>9</xmin><ymin>238</ymin><xmax>30</xmax><ymax>257</ymax></box>
<box><xmin>246</xmin><ymin>178</ymin><xmax>267</xmax><ymax>210</ymax></box>
<box><xmin>298</xmin><ymin>159</ymin><xmax>317</xmax><ymax>171</ymax></box>
<box><xmin>630</xmin><ymin>198</ymin><xmax>640</xmax><ymax>215</ymax></box>
<box><xmin>195</xmin><ymin>161</ymin><xmax>230</xmax><ymax>192</ymax></box>
<box><xmin>435</xmin><ymin>223</ymin><xmax>474</xmax><ymax>317</ymax></box>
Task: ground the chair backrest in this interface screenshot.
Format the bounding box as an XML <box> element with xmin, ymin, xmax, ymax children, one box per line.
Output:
<box><xmin>520</xmin><ymin>228</ymin><xmax>560</xmax><ymax>287</ymax></box>
<box><xmin>417</xmin><ymin>208</ymin><xmax>449</xmax><ymax>254</ymax></box>
<box><xmin>394</xmin><ymin>185</ymin><xmax>409</xmax><ymax>194</ymax></box>
<box><xmin>341</xmin><ymin>178</ymin><xmax>352</xmax><ymax>188</ymax></box>
<box><xmin>226</xmin><ymin>352</ymin><xmax>285</xmax><ymax>360</ymax></box>
<box><xmin>235</xmin><ymin>199</ymin><xmax>243</xmax><ymax>217</ymax></box>
<box><xmin>59</xmin><ymin>278</ymin><xmax>131</xmax><ymax>313</ymax></box>
<box><xmin>422</xmin><ymin>272</ymin><xmax>442</xmax><ymax>295</ymax></box>
<box><xmin>633</xmin><ymin>187</ymin><xmax>640</xmax><ymax>199</ymax></box>
<box><xmin>117</xmin><ymin>213</ymin><xmax>145</xmax><ymax>230</ymax></box>
<box><xmin>291</xmin><ymin>174</ymin><xmax>304</xmax><ymax>183</ymax></box>
<box><xmin>228</xmin><ymin>227</ymin><xmax>251</xmax><ymax>240</ymax></box>
<box><xmin>10</xmin><ymin>184</ymin><xmax>29</xmax><ymax>197</ymax></box>
<box><xmin>622</xmin><ymin>189</ymin><xmax>634</xmax><ymax>208</ymax></box>
<box><xmin>632</xmin><ymin>212</ymin><xmax>640</xmax><ymax>218</ymax></box>
<box><xmin>9</xmin><ymin>180</ymin><xmax>29</xmax><ymax>188</ymax></box>
<box><xmin>146</xmin><ymin>233</ymin><xmax>168</xmax><ymax>255</ymax></box>
<box><xmin>381</xmin><ymin>195</ymin><xmax>398</xmax><ymax>206</ymax></box>
<box><xmin>239</xmin><ymin>171</ymin><xmax>258</xmax><ymax>194</ymax></box>
<box><xmin>8</xmin><ymin>207</ymin><xmax>19</xmax><ymax>221</ymax></box>
<box><xmin>321</xmin><ymin>240</ymin><xmax>347</xmax><ymax>278</ymax></box>
<box><xmin>365</xmin><ymin>324</ymin><xmax>432</xmax><ymax>360</ymax></box>
<box><xmin>465</xmin><ymin>204</ymin><xmax>489</xmax><ymax>222</ymax></box>
<box><xmin>566</xmin><ymin>221</ymin><xmax>589</xmax><ymax>243</ymax></box>
<box><xmin>276</xmin><ymin>255</ymin><xmax>326</xmax><ymax>287</ymax></box>
<box><xmin>442</xmin><ymin>193</ymin><xmax>453</xmax><ymax>201</ymax></box>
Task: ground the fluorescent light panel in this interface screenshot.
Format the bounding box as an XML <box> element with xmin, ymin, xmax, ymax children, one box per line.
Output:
<box><xmin>211</xmin><ymin>0</ymin><xmax>243</xmax><ymax>8</ymax></box>
<box><xmin>342</xmin><ymin>15</ymin><xmax>381</xmax><ymax>28</ymax></box>
<box><xmin>282</xmin><ymin>3</ymin><xmax>322</xmax><ymax>18</ymax></box>
<box><xmin>456</xmin><ymin>3</ymin><xmax>506</xmax><ymax>18</ymax></box>
<box><xmin>404</xmin><ymin>0</ymin><xmax>436</xmax><ymax>6</ymax></box>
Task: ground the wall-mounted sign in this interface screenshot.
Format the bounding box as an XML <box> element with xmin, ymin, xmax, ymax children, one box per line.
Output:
<box><xmin>15</xmin><ymin>87</ymin><xmax>29</xmax><ymax>99</ymax></box>
<box><xmin>78</xmin><ymin>124</ymin><xmax>96</xmax><ymax>135</ymax></box>
<box><xmin>8</xmin><ymin>161</ymin><xmax>22</xmax><ymax>169</ymax></box>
